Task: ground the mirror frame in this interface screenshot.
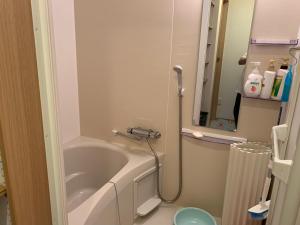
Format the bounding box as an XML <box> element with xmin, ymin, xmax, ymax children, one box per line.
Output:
<box><xmin>193</xmin><ymin>0</ymin><xmax>211</xmax><ymax>125</ymax></box>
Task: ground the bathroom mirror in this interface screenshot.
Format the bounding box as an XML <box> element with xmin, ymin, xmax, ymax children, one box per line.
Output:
<box><xmin>193</xmin><ymin>0</ymin><xmax>256</xmax><ymax>131</ymax></box>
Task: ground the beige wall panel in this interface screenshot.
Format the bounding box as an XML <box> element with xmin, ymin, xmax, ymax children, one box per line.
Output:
<box><xmin>75</xmin><ymin>0</ymin><xmax>174</xmax><ymax>152</ymax></box>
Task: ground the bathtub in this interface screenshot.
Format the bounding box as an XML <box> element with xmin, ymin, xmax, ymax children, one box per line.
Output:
<box><xmin>64</xmin><ymin>137</ymin><xmax>163</xmax><ymax>225</ymax></box>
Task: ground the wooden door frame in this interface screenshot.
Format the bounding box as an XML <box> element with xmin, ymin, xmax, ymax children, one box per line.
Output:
<box><xmin>0</xmin><ymin>0</ymin><xmax>67</xmax><ymax>224</ymax></box>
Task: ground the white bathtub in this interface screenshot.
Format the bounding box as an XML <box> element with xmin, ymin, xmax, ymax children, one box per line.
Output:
<box><xmin>64</xmin><ymin>137</ymin><xmax>163</xmax><ymax>225</ymax></box>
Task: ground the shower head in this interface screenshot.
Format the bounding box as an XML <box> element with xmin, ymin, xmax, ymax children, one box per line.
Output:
<box><xmin>173</xmin><ymin>65</ymin><xmax>183</xmax><ymax>96</ymax></box>
<box><xmin>173</xmin><ymin>65</ymin><xmax>183</xmax><ymax>74</ymax></box>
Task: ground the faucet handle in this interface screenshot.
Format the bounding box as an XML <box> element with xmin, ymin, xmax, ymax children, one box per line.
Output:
<box><xmin>149</xmin><ymin>130</ymin><xmax>161</xmax><ymax>139</ymax></box>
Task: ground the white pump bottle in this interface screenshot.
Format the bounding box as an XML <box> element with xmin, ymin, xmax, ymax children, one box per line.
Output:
<box><xmin>244</xmin><ymin>62</ymin><xmax>263</xmax><ymax>97</ymax></box>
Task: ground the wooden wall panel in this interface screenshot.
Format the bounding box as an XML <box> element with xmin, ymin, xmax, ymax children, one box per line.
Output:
<box><xmin>0</xmin><ymin>1</ymin><xmax>52</xmax><ymax>225</ymax></box>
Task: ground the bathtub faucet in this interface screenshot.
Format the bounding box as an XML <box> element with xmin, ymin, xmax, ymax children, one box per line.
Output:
<box><xmin>112</xmin><ymin>127</ymin><xmax>161</xmax><ymax>141</ymax></box>
<box><xmin>127</xmin><ymin>127</ymin><xmax>161</xmax><ymax>140</ymax></box>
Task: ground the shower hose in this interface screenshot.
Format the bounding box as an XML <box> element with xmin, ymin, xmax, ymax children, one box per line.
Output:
<box><xmin>146</xmin><ymin>90</ymin><xmax>183</xmax><ymax>204</ymax></box>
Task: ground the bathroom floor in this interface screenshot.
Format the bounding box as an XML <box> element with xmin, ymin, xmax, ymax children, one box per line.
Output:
<box><xmin>209</xmin><ymin>118</ymin><xmax>236</xmax><ymax>131</ymax></box>
<box><xmin>134</xmin><ymin>204</ymin><xmax>221</xmax><ymax>225</ymax></box>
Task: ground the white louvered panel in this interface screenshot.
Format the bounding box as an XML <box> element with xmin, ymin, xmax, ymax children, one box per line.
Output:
<box><xmin>222</xmin><ymin>143</ymin><xmax>271</xmax><ymax>225</ymax></box>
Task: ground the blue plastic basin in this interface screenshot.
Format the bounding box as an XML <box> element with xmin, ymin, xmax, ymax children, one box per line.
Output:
<box><xmin>174</xmin><ymin>207</ymin><xmax>217</xmax><ymax>225</ymax></box>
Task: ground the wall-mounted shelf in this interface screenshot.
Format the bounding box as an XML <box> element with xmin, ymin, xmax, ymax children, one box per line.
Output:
<box><xmin>251</xmin><ymin>38</ymin><xmax>298</xmax><ymax>46</ymax></box>
<box><xmin>182</xmin><ymin>128</ymin><xmax>247</xmax><ymax>145</ymax></box>
<box><xmin>243</xmin><ymin>96</ymin><xmax>281</xmax><ymax>102</ymax></box>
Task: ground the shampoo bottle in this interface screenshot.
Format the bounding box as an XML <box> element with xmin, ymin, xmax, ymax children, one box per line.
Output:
<box><xmin>271</xmin><ymin>59</ymin><xmax>289</xmax><ymax>100</ymax></box>
<box><xmin>281</xmin><ymin>65</ymin><xmax>293</xmax><ymax>102</ymax></box>
<box><xmin>260</xmin><ymin>60</ymin><xmax>276</xmax><ymax>99</ymax></box>
<box><xmin>244</xmin><ymin>62</ymin><xmax>263</xmax><ymax>97</ymax></box>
